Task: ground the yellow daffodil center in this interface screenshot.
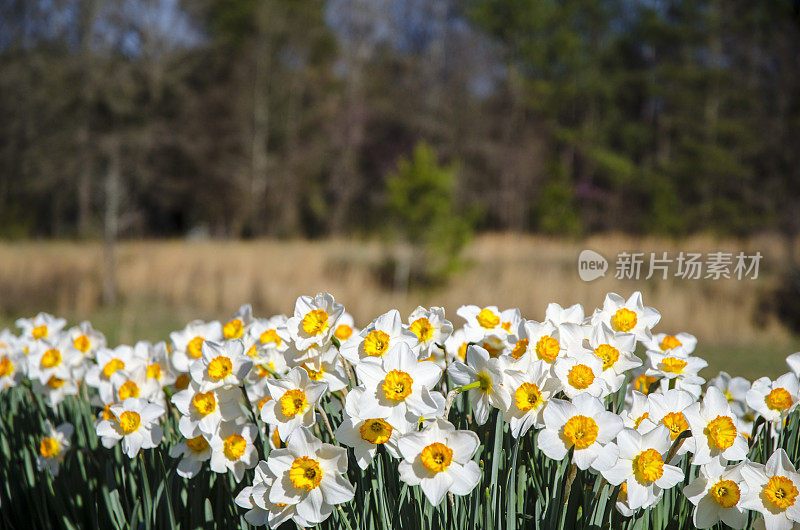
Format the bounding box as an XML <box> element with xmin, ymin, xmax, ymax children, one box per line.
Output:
<box><xmin>511</xmin><ymin>339</ymin><xmax>529</xmax><ymax>359</ymax></box>
<box><xmin>705</xmin><ymin>416</ymin><xmax>737</xmax><ymax>450</ymax></box>
<box><xmin>289</xmin><ymin>457</ymin><xmax>323</xmax><ymax>490</ymax></box>
<box><xmin>633</xmin><ymin>448</ymin><xmax>664</xmax><ymax>483</ymax></box>
<box><xmin>634</xmin><ymin>374</ymin><xmax>658</xmax><ymax>394</ymax></box>
<box><xmin>501</xmin><ymin>321</ymin><xmax>512</xmax><ymax>332</ymax></box>
<box><xmin>661</xmin><ymin>357</ymin><xmax>687</xmax><ymax>374</ymax></box>
<box><xmin>102</xmin><ymin>403</ymin><xmax>115</xmax><ymax>420</ymax></box>
<box><xmin>257</xmin><ymin>395</ymin><xmax>271</xmax><ymax>411</ymax></box>
<box><xmin>271</xmin><ymin>428</ymin><xmax>282</xmax><ymax>449</ymax></box>
<box><xmin>611</xmin><ymin>308</ymin><xmax>637</xmax><ymax>332</ymax></box>
<box><xmin>420</xmin><ymin>442</ymin><xmax>453</xmax><ymax>473</ymax></box>
<box><xmin>562</xmin><ymin>415</ymin><xmax>599</xmax><ymax>449</ymax></box>
<box><xmin>476</xmin><ymin>309</ymin><xmax>500</xmax><ymax>329</ymax></box>
<box><xmin>480</xmin><ymin>337</ymin><xmax>505</xmax><ymax>358</ymax></box>
<box><xmin>410</xmin><ymin>318</ymin><xmax>434</xmax><ymax>342</ymax></box>
<box><xmin>118</xmin><ymin>411</ymin><xmax>141</xmax><ymax>434</ymax></box>
<box><xmin>174</xmin><ymin>373</ymin><xmax>190</xmax><ymax>390</ymax></box>
<box><xmin>662</xmin><ymin>411</ymin><xmax>689</xmax><ymax>440</ymax></box>
<box><xmin>32</xmin><ymin>325</ymin><xmax>48</xmax><ymax>340</ymax></box>
<box><xmin>192</xmin><ymin>391</ymin><xmax>217</xmax><ymax>415</ymax></box>
<box><xmin>259</xmin><ymin>329</ymin><xmax>282</xmax><ymax>346</ymax></box>
<box><xmin>280</xmin><ymin>389</ymin><xmax>308</xmax><ymax>417</ymax></box>
<box><xmin>39</xmin><ymin>437</ymin><xmax>60</xmax><ymax>458</ymax></box>
<box><xmin>764</xmin><ymin>476</ymin><xmax>798</xmax><ymax>509</ymax></box>
<box><xmin>186</xmin><ymin>435</ymin><xmax>209</xmax><ymax>453</ymax></box>
<box><xmin>514</xmin><ymin>382</ymin><xmax>543</xmax><ymax>412</ymax></box>
<box><xmin>73</xmin><ymin>334</ymin><xmax>91</xmax><ymax>353</ymax></box>
<box><xmin>383</xmin><ymin>370</ymin><xmax>414</xmax><ymax>401</ymax></box>
<box><xmin>301</xmin><ymin>309</ymin><xmax>329</xmax><ymax>335</ymax></box>
<box><xmin>359</xmin><ymin>418</ymin><xmax>393</xmax><ymax>444</ymax></box>
<box><xmin>0</xmin><ymin>357</ymin><xmax>13</xmax><ymax>377</ymax></box>
<box><xmin>103</xmin><ymin>358</ymin><xmax>125</xmax><ymax>378</ymax></box>
<box><xmin>302</xmin><ymin>364</ymin><xmax>324</xmax><ymax>381</ymax></box>
<box><xmin>766</xmin><ymin>388</ymin><xmax>794</xmax><ymax>411</ymax></box>
<box><xmin>476</xmin><ymin>372</ymin><xmax>492</xmax><ymax>392</ymax></box>
<box><xmin>710</xmin><ymin>479</ymin><xmax>740</xmax><ymax>508</ymax></box>
<box><xmin>208</xmin><ymin>356</ymin><xmax>233</xmax><ymax>380</ymax></box>
<box><xmin>594</xmin><ymin>344</ymin><xmax>620</xmax><ymax>370</ymax></box>
<box><xmin>363</xmin><ymin>330</ymin><xmax>391</xmax><ymax>357</ymax></box>
<box><xmin>567</xmin><ymin>364</ymin><xmax>595</xmax><ymax>389</ymax></box>
<box><xmin>118</xmin><ymin>381</ymin><xmax>140</xmax><ymax>400</ymax></box>
<box><xmin>334</xmin><ymin>324</ymin><xmax>353</xmax><ymax>341</ymax></box>
<box><xmin>146</xmin><ymin>363</ymin><xmax>162</xmax><ymax>380</ymax></box>
<box><xmin>634</xmin><ymin>412</ymin><xmax>650</xmax><ymax>429</ymax></box>
<box><xmin>223</xmin><ymin>319</ymin><xmax>244</xmax><ymax>339</ymax></box>
<box><xmin>187</xmin><ymin>337</ymin><xmax>204</xmax><ymax>359</ymax></box>
<box><xmin>223</xmin><ymin>433</ymin><xmax>247</xmax><ymax>460</ymax></box>
<box><xmin>660</xmin><ymin>335</ymin><xmax>682</xmax><ymax>350</ymax></box>
<box><xmin>41</xmin><ymin>349</ymin><xmax>61</xmax><ymax>368</ymax></box>
<box><xmin>535</xmin><ymin>335</ymin><xmax>560</xmax><ymax>363</ymax></box>
<box><xmin>46</xmin><ymin>375</ymin><xmax>65</xmax><ymax>388</ymax></box>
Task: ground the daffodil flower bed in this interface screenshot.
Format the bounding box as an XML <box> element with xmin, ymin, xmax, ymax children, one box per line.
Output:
<box><xmin>1</xmin><ymin>292</ymin><xmax>800</xmax><ymax>529</ymax></box>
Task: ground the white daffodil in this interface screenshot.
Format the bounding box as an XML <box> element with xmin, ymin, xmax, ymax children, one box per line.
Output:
<box><xmin>456</xmin><ymin>305</ymin><xmax>520</xmax><ymax>343</ymax></box>
<box><xmin>647</xmin><ymin>389</ymin><xmax>696</xmax><ymax>457</ymax></box>
<box><xmin>169</xmin><ymin>435</ymin><xmax>212</xmax><ymax>478</ymax></box>
<box><xmin>169</xmin><ymin>320</ymin><xmax>223</xmax><ymax>373</ymax></box>
<box><xmin>0</xmin><ymin>348</ymin><xmax>22</xmax><ymax>390</ymax></box>
<box><xmin>340</xmin><ymin>309</ymin><xmax>417</xmax><ymax>364</ymax></box>
<box><xmin>111</xmin><ymin>365</ymin><xmax>163</xmax><ymax>405</ymax></box>
<box><xmin>553</xmin><ymin>351</ymin><xmax>608</xmax><ymax>399</ymax></box>
<box><xmin>787</xmin><ymin>352</ymin><xmax>800</xmax><ymax>379</ymax></box>
<box><xmin>544</xmin><ymin>302</ymin><xmax>585</xmax><ymax>326</ymax></box>
<box><xmin>235</xmin><ymin>461</ymin><xmax>307</xmax><ymax>527</ymax></box>
<box><xmin>296</xmin><ymin>350</ymin><xmax>349</xmax><ymax>393</ymax></box>
<box><xmin>16</xmin><ymin>312</ymin><xmax>67</xmax><ymax>342</ymax></box>
<box><xmin>190</xmin><ymin>339</ymin><xmax>252</xmax><ymax>392</ymax></box>
<box><xmin>85</xmin><ymin>345</ymin><xmax>144</xmax><ymax>404</ymax></box>
<box><xmin>397</xmin><ymin>418</ymin><xmax>481</xmax><ymax>506</ymax></box>
<box><xmin>683</xmin><ymin>459</ymin><xmax>749</xmax><ymax>529</ymax></box>
<box><xmin>286</xmin><ymin>293</ymin><xmax>344</xmax><ymax>351</ymax></box>
<box><xmin>646</xmin><ymin>349</ymin><xmax>707</xmax><ymax>384</ymax></box>
<box><xmin>537</xmin><ymin>395</ymin><xmax>623</xmax><ymax>471</ymax></box>
<box><xmin>266</xmin><ymin>427</ymin><xmax>355</xmax><ymax>525</ymax></box>
<box><xmin>407</xmin><ymin>306</ymin><xmax>453</xmax><ymax>362</ymax></box>
<box><xmin>335</xmin><ymin>387</ymin><xmax>401</xmax><ymax>469</ymax></box>
<box><xmin>684</xmin><ymin>386</ymin><xmax>748</xmax><ymax>466</ymax></box>
<box><xmin>646</xmin><ymin>332</ymin><xmax>697</xmax><ymax>354</ymax></box>
<box><xmin>502</xmin><ymin>362</ymin><xmax>560</xmax><ymax>438</ymax></box>
<box><xmin>36</xmin><ymin>420</ymin><xmax>73</xmax><ymax>476</ymax></box>
<box><xmin>246</xmin><ymin>315</ymin><xmax>290</xmax><ymax>359</ymax></box>
<box><xmin>208</xmin><ymin>421</ymin><xmax>258</xmax><ymax>481</ymax></box>
<box><xmin>708</xmin><ymin>372</ymin><xmax>751</xmax><ymax>417</ymax></box>
<box><xmin>740</xmin><ymin>449</ymin><xmax>800</xmax><ymax>530</ymax></box>
<box><xmin>444</xmin><ymin>328</ymin><xmax>470</xmax><ymax>363</ymax></box>
<box><xmin>447</xmin><ymin>345</ymin><xmax>509</xmax><ymax>425</ymax></box>
<box><xmin>26</xmin><ymin>337</ymin><xmax>78</xmax><ymax>389</ymax></box>
<box><xmin>65</xmin><ymin>321</ymin><xmax>106</xmax><ymax>358</ymax></box>
<box><xmin>356</xmin><ymin>343</ymin><xmax>441</xmax><ymax>428</ymax></box>
<box><xmin>587</xmin><ymin>323</ymin><xmax>641</xmax><ymax>393</ymax></box>
<box><xmin>620</xmin><ymin>390</ymin><xmax>657</xmax><ymax>433</ymax></box>
<box><xmin>599</xmin><ymin>426</ymin><xmax>684</xmax><ymax>511</ymax></box>
<box><xmin>172</xmin><ymin>381</ymin><xmax>243</xmax><ymax>438</ymax></box>
<box><xmin>96</xmin><ymin>397</ymin><xmax>165</xmax><ymax>458</ymax></box>
<box><xmin>221</xmin><ymin>304</ymin><xmax>254</xmax><ymax>341</ymax></box>
<box><xmin>332</xmin><ymin>312</ymin><xmax>357</xmax><ymax>344</ymax></box>
<box><xmin>260</xmin><ymin>366</ymin><xmax>328</xmax><ymax>440</ymax></box>
<box><xmin>506</xmin><ymin>320</ymin><xmax>584</xmax><ymax>370</ymax></box>
<box><xmin>746</xmin><ymin>373</ymin><xmax>799</xmax><ymax>424</ymax></box>
<box><xmin>590</xmin><ymin>292</ymin><xmax>660</xmax><ymax>342</ymax></box>
<box><xmin>31</xmin><ymin>373</ymin><xmax>79</xmax><ymax>408</ymax></box>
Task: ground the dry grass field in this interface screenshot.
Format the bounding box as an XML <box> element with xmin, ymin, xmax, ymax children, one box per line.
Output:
<box><xmin>1</xmin><ymin>233</ymin><xmax>797</xmax><ymax>377</ymax></box>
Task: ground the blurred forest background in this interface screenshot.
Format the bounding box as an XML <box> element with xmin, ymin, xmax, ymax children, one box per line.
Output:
<box><xmin>2</xmin><ymin>0</ymin><xmax>800</xmax><ymax>375</ymax></box>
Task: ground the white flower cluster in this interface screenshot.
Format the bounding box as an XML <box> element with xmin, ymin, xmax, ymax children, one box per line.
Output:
<box><xmin>2</xmin><ymin>291</ymin><xmax>800</xmax><ymax>529</ymax></box>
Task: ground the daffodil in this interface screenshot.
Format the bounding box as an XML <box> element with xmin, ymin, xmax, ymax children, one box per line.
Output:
<box><xmin>31</xmin><ymin>373</ymin><xmax>79</xmax><ymax>408</ymax></box>
<box><xmin>553</xmin><ymin>351</ymin><xmax>609</xmax><ymax>399</ymax></box>
<box><xmin>286</xmin><ymin>293</ymin><xmax>344</xmax><ymax>351</ymax></box>
<box><xmin>335</xmin><ymin>387</ymin><xmax>401</xmax><ymax>469</ymax></box>
<box><xmin>85</xmin><ymin>345</ymin><xmax>145</xmax><ymax>404</ymax></box>
<box><xmin>222</xmin><ymin>304</ymin><xmax>254</xmax><ymax>341</ymax></box>
<box><xmin>502</xmin><ymin>362</ymin><xmax>560</xmax><ymax>438</ymax></box>
<box><xmin>95</xmin><ymin>397</ymin><xmax>165</xmax><ymax>458</ymax></box>
<box><xmin>397</xmin><ymin>418</ymin><xmax>481</xmax><ymax>506</ymax></box>
<box><xmin>456</xmin><ymin>305</ymin><xmax>520</xmax><ymax>343</ymax></box>
<box><xmin>169</xmin><ymin>320</ymin><xmax>223</xmax><ymax>373</ymax></box>
<box><xmin>537</xmin><ymin>395</ymin><xmax>623</xmax><ymax>470</ymax></box>
<box><xmin>746</xmin><ymin>372</ymin><xmax>799</xmax><ymax>424</ymax></box>
<box><xmin>235</xmin><ymin>461</ymin><xmax>307</xmax><ymax>527</ymax></box>
<box><xmin>588</xmin><ymin>323</ymin><xmax>641</xmax><ymax>392</ymax></box>
<box><xmin>447</xmin><ymin>345</ymin><xmax>509</xmax><ymax>425</ymax></box>
<box><xmin>544</xmin><ymin>302</ymin><xmax>585</xmax><ymax>326</ymax></box>
<box><xmin>598</xmin><ymin>426</ymin><xmax>684</xmax><ymax>511</ymax></box>
<box><xmin>645</xmin><ymin>332</ymin><xmax>697</xmax><ymax>354</ymax></box>
<box><xmin>340</xmin><ymin>309</ymin><xmax>417</xmax><ymax>364</ymax></box>
<box><xmin>444</xmin><ymin>328</ymin><xmax>470</xmax><ymax>363</ymax></box>
<box><xmin>646</xmin><ymin>348</ymin><xmax>708</xmax><ymax>383</ymax></box>
<box><xmin>684</xmin><ymin>386</ymin><xmax>748</xmax><ymax>466</ymax></box>
<box><xmin>619</xmin><ymin>390</ymin><xmax>657</xmax><ymax>433</ymax></box>
<box><xmin>266</xmin><ymin>427</ymin><xmax>355</xmax><ymax>525</ymax></box>
<box><xmin>295</xmin><ymin>350</ymin><xmax>348</xmax><ymax>393</ymax></box>
<box><xmin>189</xmin><ymin>339</ymin><xmax>253</xmax><ymax>392</ymax></box>
<box><xmin>169</xmin><ymin>434</ymin><xmax>212</xmax><ymax>479</ymax></box>
<box><xmin>683</xmin><ymin>459</ymin><xmax>749</xmax><ymax>529</ymax></box>
<box><xmin>260</xmin><ymin>366</ymin><xmax>328</xmax><ymax>440</ymax></box>
<box><xmin>15</xmin><ymin>313</ymin><xmax>66</xmax><ymax>342</ymax></box>
<box><xmin>0</xmin><ymin>347</ymin><xmax>22</xmax><ymax>390</ymax></box>
<box><xmin>208</xmin><ymin>420</ymin><xmax>259</xmax><ymax>481</ymax></box>
<box><xmin>26</xmin><ymin>337</ymin><xmax>78</xmax><ymax>390</ymax></box>
<box><xmin>590</xmin><ymin>292</ymin><xmax>660</xmax><ymax>342</ymax></box>
<box><xmin>36</xmin><ymin>420</ymin><xmax>73</xmax><ymax>476</ymax></box>
<box><xmin>111</xmin><ymin>365</ymin><xmax>163</xmax><ymax>405</ymax></box>
<box><xmin>245</xmin><ymin>315</ymin><xmax>290</xmax><ymax>362</ymax></box>
<box><xmin>740</xmin><ymin>449</ymin><xmax>800</xmax><ymax>530</ymax></box>
<box><xmin>171</xmin><ymin>381</ymin><xmax>243</xmax><ymax>438</ymax></box>
<box><xmin>647</xmin><ymin>389</ymin><xmax>696</xmax><ymax>457</ymax></box>
<box><xmin>708</xmin><ymin>371</ymin><xmax>751</xmax><ymax>418</ymax></box>
<box><xmin>505</xmin><ymin>319</ymin><xmax>584</xmax><ymax>370</ymax></box>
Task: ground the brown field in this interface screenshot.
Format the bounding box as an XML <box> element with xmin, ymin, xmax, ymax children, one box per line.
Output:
<box><xmin>1</xmin><ymin>234</ymin><xmax>798</xmax><ymax>378</ymax></box>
